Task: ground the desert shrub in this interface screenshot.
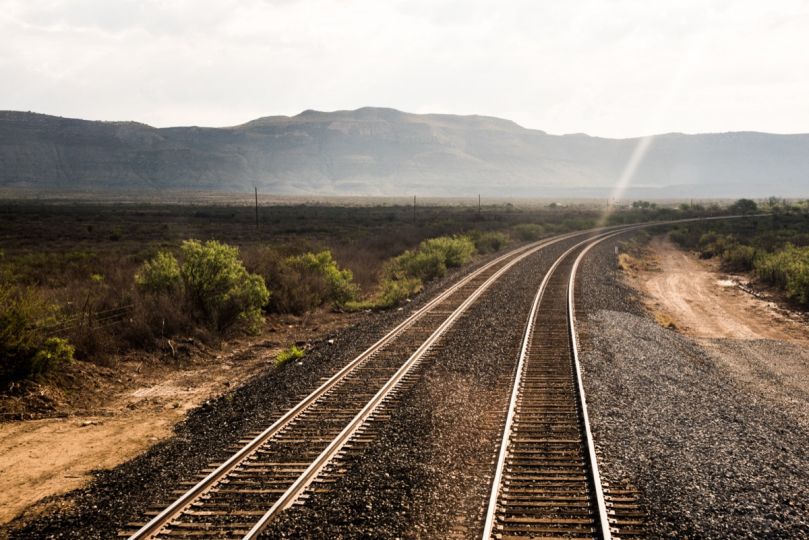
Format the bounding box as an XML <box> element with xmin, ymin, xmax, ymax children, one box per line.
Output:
<box><xmin>135</xmin><ymin>251</ymin><xmax>182</xmax><ymax>293</ymax></box>
<box><xmin>285</xmin><ymin>251</ymin><xmax>359</xmax><ymax>307</ymax></box>
<box><xmin>617</xmin><ymin>253</ymin><xmax>638</xmax><ymax>272</ymax></box>
<box><xmin>721</xmin><ymin>245</ymin><xmax>758</xmax><ymax>272</ymax></box>
<box><xmin>698</xmin><ymin>232</ymin><xmax>736</xmax><ymax>259</ymax></box>
<box><xmin>729</xmin><ymin>198</ymin><xmax>759</xmax><ymax>215</ymax></box>
<box><xmin>346</xmin><ymin>234</ymin><xmax>476</xmax><ymax>310</ymax></box>
<box><xmin>419</xmin><ymin>236</ymin><xmax>476</xmax><ymax>268</ymax></box>
<box><xmin>276</xmin><ymin>344</ymin><xmax>305</xmax><ymax>366</ymax></box>
<box><xmin>668</xmin><ymin>226</ymin><xmax>706</xmax><ymax>250</ymax></box>
<box><xmin>472</xmin><ymin>231</ymin><xmax>510</xmax><ymax>254</ymax></box>
<box><xmin>250</xmin><ymin>249</ymin><xmax>358</xmax><ymax>315</ymax></box>
<box><xmin>0</xmin><ymin>285</ymin><xmax>73</xmax><ymax>381</ymax></box>
<box><xmin>180</xmin><ymin>240</ymin><xmax>270</xmax><ymax>333</ymax></box>
<box><xmin>30</xmin><ymin>337</ymin><xmax>74</xmax><ymax>375</ymax></box>
<box><xmin>378</xmin><ymin>276</ymin><xmax>423</xmax><ymax>307</ymax></box>
<box><xmin>385</xmin><ymin>250</ymin><xmax>447</xmax><ymax>282</ymax></box>
<box><xmin>366</xmin><ymin>235</ymin><xmax>474</xmax><ymax>309</ymax></box>
<box><xmin>346</xmin><ymin>277</ymin><xmax>423</xmax><ymax>311</ymax></box>
<box><xmin>512</xmin><ymin>223</ymin><xmax>545</xmax><ymax>241</ymax></box>
<box><xmin>755</xmin><ymin>245</ymin><xmax>809</xmax><ymax>304</ymax></box>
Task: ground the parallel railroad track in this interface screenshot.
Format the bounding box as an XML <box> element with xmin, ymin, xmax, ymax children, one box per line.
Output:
<box><xmin>128</xmin><ymin>216</ymin><xmax>746</xmax><ymax>540</ymax></box>
<box><xmin>124</xmin><ymin>229</ymin><xmax>595</xmax><ymax>540</ymax></box>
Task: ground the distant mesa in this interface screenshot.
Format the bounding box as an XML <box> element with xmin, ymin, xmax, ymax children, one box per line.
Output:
<box><xmin>0</xmin><ymin>108</ymin><xmax>807</xmax><ymax>198</ymax></box>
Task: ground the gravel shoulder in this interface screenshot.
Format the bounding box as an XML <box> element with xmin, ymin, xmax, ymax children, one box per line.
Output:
<box><xmin>576</xmin><ymin>233</ymin><xmax>809</xmax><ymax>539</ymax></box>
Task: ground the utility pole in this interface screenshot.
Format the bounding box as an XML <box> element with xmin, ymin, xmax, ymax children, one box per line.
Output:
<box><xmin>413</xmin><ymin>195</ymin><xmax>417</xmax><ymax>226</ymax></box>
<box><xmin>254</xmin><ymin>186</ymin><xmax>259</xmax><ymax>231</ymax></box>
<box><xmin>478</xmin><ymin>193</ymin><xmax>481</xmax><ymax>216</ymax></box>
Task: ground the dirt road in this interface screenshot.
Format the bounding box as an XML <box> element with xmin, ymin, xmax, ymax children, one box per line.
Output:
<box><xmin>637</xmin><ymin>236</ymin><xmax>809</xmax><ymax>342</ymax></box>
<box><xmin>628</xmin><ymin>235</ymin><xmax>809</xmax><ymax>430</ymax></box>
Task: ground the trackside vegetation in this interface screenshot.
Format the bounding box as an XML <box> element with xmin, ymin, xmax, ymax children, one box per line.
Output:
<box><xmin>668</xmin><ymin>204</ymin><xmax>809</xmax><ymax>306</ymax></box>
<box><xmin>347</xmin><ymin>235</ymin><xmax>477</xmax><ymax>309</ymax></box>
<box><xmin>136</xmin><ymin>240</ymin><xmax>270</xmax><ymax>334</ymax></box>
<box><xmin>276</xmin><ymin>345</ymin><xmax>305</xmax><ymax>366</ymax></box>
<box><xmin>0</xmin><ymin>284</ymin><xmax>74</xmax><ymax>381</ymax></box>
<box><xmin>3</xmin><ymin>198</ymin><xmax>804</xmax><ymax>384</ymax></box>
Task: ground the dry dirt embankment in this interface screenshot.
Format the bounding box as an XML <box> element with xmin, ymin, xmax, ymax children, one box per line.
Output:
<box><xmin>0</xmin><ymin>312</ymin><xmax>356</xmax><ymax>526</ymax></box>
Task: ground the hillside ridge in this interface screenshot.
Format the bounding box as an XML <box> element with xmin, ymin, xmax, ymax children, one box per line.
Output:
<box><xmin>1</xmin><ymin>108</ymin><xmax>807</xmax><ymax>197</ymax></box>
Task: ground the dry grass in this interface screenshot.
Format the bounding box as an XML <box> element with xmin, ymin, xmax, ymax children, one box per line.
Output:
<box><xmin>618</xmin><ymin>253</ymin><xmax>639</xmax><ymax>272</ymax></box>
<box><xmin>653</xmin><ymin>310</ymin><xmax>678</xmax><ymax>330</ymax></box>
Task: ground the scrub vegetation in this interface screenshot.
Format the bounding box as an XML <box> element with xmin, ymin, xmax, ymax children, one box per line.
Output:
<box><xmin>668</xmin><ymin>199</ymin><xmax>809</xmax><ymax>306</ymax></box>
<box><xmin>0</xmin><ymin>197</ymin><xmax>784</xmax><ymax>384</ymax></box>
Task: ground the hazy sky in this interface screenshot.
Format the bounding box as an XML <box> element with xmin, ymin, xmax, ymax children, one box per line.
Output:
<box><xmin>2</xmin><ymin>0</ymin><xmax>808</xmax><ymax>137</ymax></box>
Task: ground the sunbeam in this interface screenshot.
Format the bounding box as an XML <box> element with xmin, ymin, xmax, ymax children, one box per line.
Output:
<box><xmin>597</xmin><ymin>34</ymin><xmax>703</xmax><ymax>226</ymax></box>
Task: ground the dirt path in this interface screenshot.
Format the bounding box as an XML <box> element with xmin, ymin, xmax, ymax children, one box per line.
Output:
<box><xmin>634</xmin><ymin>236</ymin><xmax>809</xmax><ymax>342</ymax></box>
<box><xmin>0</xmin><ymin>312</ymin><xmax>357</xmax><ymax>525</ymax></box>
<box><xmin>627</xmin><ymin>235</ymin><xmax>809</xmax><ymax>430</ymax></box>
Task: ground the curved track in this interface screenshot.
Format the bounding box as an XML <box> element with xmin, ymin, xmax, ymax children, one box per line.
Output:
<box><xmin>481</xmin><ymin>218</ymin><xmax>744</xmax><ymax>539</ymax></box>
<box><xmin>481</xmin><ymin>232</ymin><xmax>617</xmax><ymax>540</ymax></box>
<box><xmin>125</xmin><ymin>230</ymin><xmax>592</xmax><ymax>540</ymax></box>
<box><xmin>128</xmin><ymin>217</ymin><xmax>745</xmax><ymax>539</ymax></box>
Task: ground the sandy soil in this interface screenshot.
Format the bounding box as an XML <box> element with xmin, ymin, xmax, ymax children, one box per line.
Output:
<box><xmin>633</xmin><ymin>236</ymin><xmax>809</xmax><ymax>342</ymax></box>
<box><xmin>0</xmin><ymin>311</ymin><xmax>357</xmax><ymax>525</ymax></box>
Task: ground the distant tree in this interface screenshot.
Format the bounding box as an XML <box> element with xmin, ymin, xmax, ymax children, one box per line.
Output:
<box><xmin>729</xmin><ymin>198</ymin><xmax>758</xmax><ymax>214</ymax></box>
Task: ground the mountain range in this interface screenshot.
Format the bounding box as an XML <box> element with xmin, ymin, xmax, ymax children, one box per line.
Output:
<box><xmin>1</xmin><ymin>107</ymin><xmax>807</xmax><ymax>198</ymax></box>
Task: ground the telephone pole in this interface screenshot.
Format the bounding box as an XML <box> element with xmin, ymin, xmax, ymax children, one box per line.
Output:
<box><xmin>413</xmin><ymin>195</ymin><xmax>417</xmax><ymax>225</ymax></box>
<box><xmin>254</xmin><ymin>186</ymin><xmax>259</xmax><ymax>230</ymax></box>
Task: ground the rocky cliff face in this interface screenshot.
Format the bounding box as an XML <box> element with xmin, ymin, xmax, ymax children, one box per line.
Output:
<box><xmin>1</xmin><ymin>108</ymin><xmax>807</xmax><ymax>197</ymax></box>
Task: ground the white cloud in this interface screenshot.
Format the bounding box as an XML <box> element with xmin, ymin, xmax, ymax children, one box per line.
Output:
<box><xmin>1</xmin><ymin>0</ymin><xmax>808</xmax><ymax>137</ymax></box>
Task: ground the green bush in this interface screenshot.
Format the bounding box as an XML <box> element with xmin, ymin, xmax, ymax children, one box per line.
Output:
<box><xmin>721</xmin><ymin>245</ymin><xmax>758</xmax><ymax>272</ymax></box>
<box><xmin>512</xmin><ymin>223</ymin><xmax>545</xmax><ymax>241</ymax></box>
<box><xmin>253</xmin><ymin>249</ymin><xmax>358</xmax><ymax>315</ymax></box>
<box><xmin>385</xmin><ymin>250</ymin><xmax>447</xmax><ymax>282</ymax></box>
<box><xmin>419</xmin><ymin>236</ymin><xmax>476</xmax><ymax>267</ymax></box>
<box><xmin>276</xmin><ymin>344</ymin><xmax>305</xmax><ymax>366</ymax></box>
<box><xmin>285</xmin><ymin>250</ymin><xmax>359</xmax><ymax>307</ymax></box>
<box><xmin>30</xmin><ymin>337</ymin><xmax>74</xmax><ymax>375</ymax></box>
<box><xmin>472</xmin><ymin>231</ymin><xmax>510</xmax><ymax>254</ymax></box>
<box><xmin>698</xmin><ymin>232</ymin><xmax>737</xmax><ymax>259</ymax></box>
<box><xmin>0</xmin><ymin>285</ymin><xmax>73</xmax><ymax>381</ymax></box>
<box><xmin>729</xmin><ymin>198</ymin><xmax>759</xmax><ymax>214</ymax></box>
<box><xmin>378</xmin><ymin>276</ymin><xmax>423</xmax><ymax>307</ymax></box>
<box><xmin>180</xmin><ymin>240</ymin><xmax>270</xmax><ymax>333</ymax></box>
<box><xmin>347</xmin><ymin>235</ymin><xmax>475</xmax><ymax>311</ymax></box>
<box><xmin>135</xmin><ymin>251</ymin><xmax>182</xmax><ymax>293</ymax></box>
<box><xmin>755</xmin><ymin>245</ymin><xmax>809</xmax><ymax>304</ymax></box>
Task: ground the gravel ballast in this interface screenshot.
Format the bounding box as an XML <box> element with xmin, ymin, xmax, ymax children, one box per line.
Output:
<box><xmin>261</xmin><ymin>240</ymin><xmax>573</xmax><ymax>538</ymax></box>
<box><xmin>576</xmin><ymin>235</ymin><xmax>809</xmax><ymax>539</ymax></box>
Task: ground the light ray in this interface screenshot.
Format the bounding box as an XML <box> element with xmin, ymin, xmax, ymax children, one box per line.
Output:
<box><xmin>597</xmin><ymin>34</ymin><xmax>702</xmax><ymax>226</ymax></box>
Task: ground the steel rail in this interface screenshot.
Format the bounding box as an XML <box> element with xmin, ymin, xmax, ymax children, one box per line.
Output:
<box><xmin>240</xmin><ymin>225</ymin><xmax>574</xmax><ymax>539</ymax></box>
<box><xmin>481</xmin><ymin>214</ymin><xmax>754</xmax><ymax>540</ymax></box>
<box><xmin>128</xmin><ymin>230</ymin><xmax>589</xmax><ymax>540</ymax></box>
<box><xmin>480</xmin><ymin>229</ymin><xmax>620</xmax><ymax>540</ymax></box>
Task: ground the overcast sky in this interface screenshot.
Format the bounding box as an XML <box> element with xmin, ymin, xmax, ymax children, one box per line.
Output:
<box><xmin>2</xmin><ymin>0</ymin><xmax>808</xmax><ymax>138</ymax></box>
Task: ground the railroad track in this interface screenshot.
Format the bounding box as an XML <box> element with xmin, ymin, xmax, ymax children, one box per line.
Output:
<box><xmin>124</xmin><ymin>229</ymin><xmax>594</xmax><ymax>540</ymax></box>
<box><xmin>127</xmin><ymin>217</ymin><xmax>744</xmax><ymax>539</ymax></box>
<box><xmin>481</xmin><ymin>228</ymin><xmax>645</xmax><ymax>540</ymax></box>
<box><xmin>481</xmin><ymin>217</ymin><xmax>751</xmax><ymax>539</ymax></box>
